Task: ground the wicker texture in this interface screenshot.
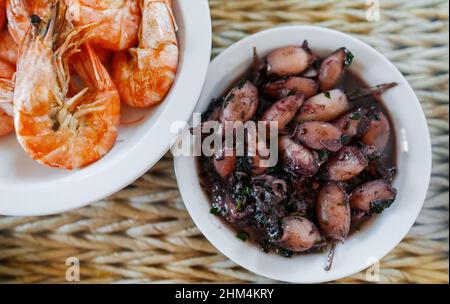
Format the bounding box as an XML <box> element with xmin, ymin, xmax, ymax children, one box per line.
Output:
<box><xmin>0</xmin><ymin>0</ymin><xmax>448</xmax><ymax>284</ymax></box>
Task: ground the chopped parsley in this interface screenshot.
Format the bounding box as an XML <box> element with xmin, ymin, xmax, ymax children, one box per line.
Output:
<box><xmin>350</xmin><ymin>113</ymin><xmax>361</xmax><ymax>120</ymax></box>
<box><xmin>236</xmin><ymin>231</ymin><xmax>249</xmax><ymax>242</ymax></box>
<box><xmin>344</xmin><ymin>49</ymin><xmax>354</xmax><ymax>67</ymax></box>
<box><xmin>319</xmin><ymin>149</ymin><xmax>329</xmax><ymax>161</ymax></box>
<box><xmin>371</xmin><ymin>200</ymin><xmax>395</xmax><ymax>214</ymax></box>
<box><xmin>324</xmin><ymin>91</ymin><xmax>332</xmax><ymax>99</ymax></box>
<box><xmin>210</xmin><ymin>206</ymin><xmax>221</xmax><ymax>216</ymax></box>
<box><xmin>236</xmin><ymin>200</ymin><xmax>243</xmax><ymax>212</ymax></box>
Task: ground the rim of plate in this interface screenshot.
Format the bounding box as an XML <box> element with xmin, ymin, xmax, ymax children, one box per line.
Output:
<box><xmin>0</xmin><ymin>0</ymin><xmax>212</xmax><ymax>216</ymax></box>
<box><xmin>174</xmin><ymin>25</ymin><xmax>432</xmax><ymax>283</ymax></box>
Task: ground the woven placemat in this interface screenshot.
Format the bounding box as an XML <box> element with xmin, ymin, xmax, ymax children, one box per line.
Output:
<box><xmin>0</xmin><ymin>0</ymin><xmax>448</xmax><ymax>284</ymax></box>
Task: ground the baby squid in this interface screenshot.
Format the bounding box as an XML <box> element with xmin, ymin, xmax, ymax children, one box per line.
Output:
<box><xmin>296</xmin><ymin>89</ymin><xmax>350</xmax><ymax>122</ymax></box>
<box><xmin>276</xmin><ymin>217</ymin><xmax>323</xmax><ymax>253</ymax></box>
<box><xmin>213</xmin><ymin>147</ymin><xmax>236</xmax><ymax>180</ymax></box>
<box><xmin>361</xmin><ymin>111</ymin><xmax>391</xmax><ymax>152</ymax></box>
<box><xmin>316</xmin><ymin>182</ymin><xmax>350</xmax><ymax>242</ymax></box>
<box><xmin>350</xmin><ymin>179</ymin><xmax>397</xmax><ymax>215</ymax></box>
<box><xmin>333</xmin><ymin>107</ymin><xmax>370</xmax><ymax>139</ymax></box>
<box><xmin>113</xmin><ymin>0</ymin><xmax>179</xmax><ymax>108</ymax></box>
<box><xmin>279</xmin><ymin>135</ymin><xmax>319</xmax><ymax>177</ymax></box>
<box><xmin>295</xmin><ymin>121</ymin><xmax>344</xmax><ymax>152</ymax></box>
<box><xmin>301</xmin><ymin>66</ymin><xmax>318</xmax><ymax>78</ymax></box>
<box><xmin>316</xmin><ymin>182</ymin><xmax>350</xmax><ymax>271</ymax></box>
<box><xmin>263</xmin><ymin>77</ymin><xmax>318</xmax><ymax>99</ymax></box>
<box><xmin>222</xmin><ymin>80</ymin><xmax>259</xmax><ymax>123</ymax></box>
<box><xmin>325</xmin><ymin>146</ymin><xmax>368</xmax><ymax>181</ymax></box>
<box><xmin>319</xmin><ymin>47</ymin><xmax>353</xmax><ymax>92</ymax></box>
<box><xmin>266</xmin><ymin>42</ymin><xmax>317</xmax><ymax>77</ymax></box>
<box><xmin>260</xmin><ymin>92</ymin><xmax>304</xmax><ymax>130</ymax></box>
<box><xmin>66</xmin><ymin>0</ymin><xmax>141</xmax><ymax>51</ymax></box>
<box><xmin>14</xmin><ymin>9</ymin><xmax>120</xmax><ymax>169</ymax></box>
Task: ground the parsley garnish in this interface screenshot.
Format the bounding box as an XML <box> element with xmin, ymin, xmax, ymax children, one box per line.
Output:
<box><xmin>210</xmin><ymin>206</ymin><xmax>221</xmax><ymax>216</ymax></box>
<box><xmin>350</xmin><ymin>113</ymin><xmax>361</xmax><ymax>120</ymax></box>
<box><xmin>324</xmin><ymin>91</ymin><xmax>331</xmax><ymax>99</ymax></box>
<box><xmin>319</xmin><ymin>150</ymin><xmax>329</xmax><ymax>161</ymax></box>
<box><xmin>344</xmin><ymin>49</ymin><xmax>354</xmax><ymax>67</ymax></box>
<box><xmin>236</xmin><ymin>231</ymin><xmax>249</xmax><ymax>242</ymax></box>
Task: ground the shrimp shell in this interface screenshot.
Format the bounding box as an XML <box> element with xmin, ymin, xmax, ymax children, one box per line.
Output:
<box><xmin>0</xmin><ymin>29</ymin><xmax>18</xmax><ymax>65</ymax></box>
<box><xmin>0</xmin><ymin>78</ymin><xmax>13</xmax><ymax>136</ymax></box>
<box><xmin>66</xmin><ymin>0</ymin><xmax>141</xmax><ymax>51</ymax></box>
<box><xmin>0</xmin><ymin>0</ymin><xmax>6</xmax><ymax>30</ymax></box>
<box><xmin>14</xmin><ymin>13</ymin><xmax>120</xmax><ymax>169</ymax></box>
<box><xmin>113</xmin><ymin>0</ymin><xmax>179</xmax><ymax>108</ymax></box>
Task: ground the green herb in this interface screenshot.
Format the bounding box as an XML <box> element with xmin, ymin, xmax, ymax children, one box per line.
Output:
<box><xmin>236</xmin><ymin>231</ymin><xmax>249</xmax><ymax>242</ymax></box>
<box><xmin>210</xmin><ymin>206</ymin><xmax>221</xmax><ymax>216</ymax></box>
<box><xmin>322</xmin><ymin>219</ymin><xmax>330</xmax><ymax>226</ymax></box>
<box><xmin>242</xmin><ymin>186</ymin><xmax>252</xmax><ymax>196</ymax></box>
<box><xmin>279</xmin><ymin>248</ymin><xmax>294</xmax><ymax>258</ymax></box>
<box><xmin>237</xmin><ymin>79</ymin><xmax>247</xmax><ymax>89</ymax></box>
<box><xmin>319</xmin><ymin>150</ymin><xmax>329</xmax><ymax>161</ymax></box>
<box><xmin>341</xmin><ymin>134</ymin><xmax>351</xmax><ymax>145</ymax></box>
<box><xmin>368</xmin><ymin>154</ymin><xmax>382</xmax><ymax>161</ymax></box>
<box><xmin>370</xmin><ymin>200</ymin><xmax>395</xmax><ymax>214</ymax></box>
<box><xmin>350</xmin><ymin>113</ymin><xmax>361</xmax><ymax>120</ymax></box>
<box><xmin>255</xmin><ymin>213</ymin><xmax>270</xmax><ymax>227</ymax></box>
<box><xmin>290</xmin><ymin>211</ymin><xmax>307</xmax><ymax>218</ymax></box>
<box><xmin>344</xmin><ymin>49</ymin><xmax>354</xmax><ymax>68</ymax></box>
<box><xmin>236</xmin><ymin>200</ymin><xmax>243</xmax><ymax>212</ymax></box>
<box><xmin>324</xmin><ymin>91</ymin><xmax>331</xmax><ymax>99</ymax></box>
<box><xmin>236</xmin><ymin>156</ymin><xmax>252</xmax><ymax>174</ymax></box>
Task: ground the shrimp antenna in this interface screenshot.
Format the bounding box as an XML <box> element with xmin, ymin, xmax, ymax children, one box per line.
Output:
<box><xmin>43</xmin><ymin>1</ymin><xmax>60</xmax><ymax>44</ymax></box>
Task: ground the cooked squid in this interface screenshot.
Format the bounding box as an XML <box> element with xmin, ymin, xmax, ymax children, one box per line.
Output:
<box><xmin>279</xmin><ymin>135</ymin><xmax>318</xmax><ymax>177</ymax></box>
<box><xmin>263</xmin><ymin>77</ymin><xmax>318</xmax><ymax>99</ymax></box>
<box><xmin>350</xmin><ymin>179</ymin><xmax>397</xmax><ymax>215</ymax></box>
<box><xmin>296</xmin><ymin>89</ymin><xmax>350</xmax><ymax>122</ymax></box>
<box><xmin>362</xmin><ymin>110</ymin><xmax>391</xmax><ymax>152</ymax></box>
<box><xmin>319</xmin><ymin>47</ymin><xmax>353</xmax><ymax>91</ymax></box>
<box><xmin>222</xmin><ymin>81</ymin><xmax>259</xmax><ymax>123</ymax></box>
<box><xmin>260</xmin><ymin>92</ymin><xmax>304</xmax><ymax>129</ymax></box>
<box><xmin>266</xmin><ymin>42</ymin><xmax>317</xmax><ymax>77</ymax></box>
<box><xmin>325</xmin><ymin>146</ymin><xmax>368</xmax><ymax>181</ymax></box>
<box><xmin>295</xmin><ymin>121</ymin><xmax>344</xmax><ymax>152</ymax></box>
<box><xmin>276</xmin><ymin>217</ymin><xmax>323</xmax><ymax>253</ymax></box>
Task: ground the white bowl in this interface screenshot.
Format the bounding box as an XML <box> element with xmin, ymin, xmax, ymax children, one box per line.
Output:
<box><xmin>0</xmin><ymin>0</ymin><xmax>212</xmax><ymax>216</ymax></box>
<box><xmin>174</xmin><ymin>26</ymin><xmax>432</xmax><ymax>283</ymax></box>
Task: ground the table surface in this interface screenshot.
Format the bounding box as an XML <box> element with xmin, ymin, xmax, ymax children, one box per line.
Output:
<box><xmin>0</xmin><ymin>0</ymin><xmax>448</xmax><ymax>283</ymax></box>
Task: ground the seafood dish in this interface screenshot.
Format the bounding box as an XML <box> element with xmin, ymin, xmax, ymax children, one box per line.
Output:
<box><xmin>0</xmin><ymin>0</ymin><xmax>178</xmax><ymax>169</ymax></box>
<box><xmin>197</xmin><ymin>42</ymin><xmax>398</xmax><ymax>270</ymax></box>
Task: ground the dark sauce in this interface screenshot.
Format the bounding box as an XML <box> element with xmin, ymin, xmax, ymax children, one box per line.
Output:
<box><xmin>197</xmin><ymin>69</ymin><xmax>397</xmax><ymax>256</ymax></box>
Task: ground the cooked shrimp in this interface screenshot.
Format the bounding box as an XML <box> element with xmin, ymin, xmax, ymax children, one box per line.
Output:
<box><xmin>0</xmin><ymin>78</ymin><xmax>14</xmax><ymax>136</ymax></box>
<box><xmin>113</xmin><ymin>0</ymin><xmax>179</xmax><ymax>108</ymax></box>
<box><xmin>7</xmin><ymin>0</ymin><xmax>53</xmax><ymax>44</ymax></box>
<box><xmin>7</xmin><ymin>0</ymin><xmax>72</xmax><ymax>47</ymax></box>
<box><xmin>0</xmin><ymin>0</ymin><xmax>6</xmax><ymax>29</ymax></box>
<box><xmin>66</xmin><ymin>0</ymin><xmax>141</xmax><ymax>51</ymax></box>
<box><xmin>0</xmin><ymin>59</ymin><xmax>15</xmax><ymax>78</ymax></box>
<box><xmin>14</xmin><ymin>10</ymin><xmax>120</xmax><ymax>169</ymax></box>
<box><xmin>0</xmin><ymin>29</ymin><xmax>19</xmax><ymax>65</ymax></box>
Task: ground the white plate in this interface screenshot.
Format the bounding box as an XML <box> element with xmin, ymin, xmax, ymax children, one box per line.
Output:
<box><xmin>174</xmin><ymin>26</ymin><xmax>432</xmax><ymax>283</ymax></box>
<box><xmin>0</xmin><ymin>0</ymin><xmax>212</xmax><ymax>216</ymax></box>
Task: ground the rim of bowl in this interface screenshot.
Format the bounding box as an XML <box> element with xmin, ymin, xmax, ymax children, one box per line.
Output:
<box><xmin>0</xmin><ymin>0</ymin><xmax>212</xmax><ymax>216</ymax></box>
<box><xmin>174</xmin><ymin>25</ymin><xmax>432</xmax><ymax>283</ymax></box>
